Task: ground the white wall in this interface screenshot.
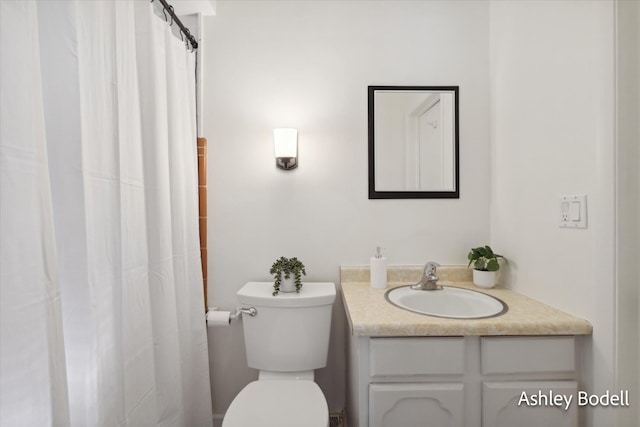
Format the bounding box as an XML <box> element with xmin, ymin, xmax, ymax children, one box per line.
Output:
<box><xmin>615</xmin><ymin>1</ymin><xmax>640</xmax><ymax>425</ymax></box>
<box><xmin>489</xmin><ymin>1</ymin><xmax>619</xmax><ymax>426</ymax></box>
<box><xmin>202</xmin><ymin>0</ymin><xmax>491</xmax><ymax>418</ymax></box>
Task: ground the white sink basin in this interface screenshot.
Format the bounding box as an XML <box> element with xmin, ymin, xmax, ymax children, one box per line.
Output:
<box><xmin>385</xmin><ymin>286</ymin><xmax>507</xmax><ymax>319</ymax></box>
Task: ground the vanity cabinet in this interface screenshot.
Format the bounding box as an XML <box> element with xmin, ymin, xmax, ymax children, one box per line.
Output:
<box><xmin>347</xmin><ymin>335</ymin><xmax>581</xmax><ymax>427</ymax></box>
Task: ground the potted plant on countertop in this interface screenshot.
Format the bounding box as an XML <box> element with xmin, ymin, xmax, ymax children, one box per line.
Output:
<box><xmin>467</xmin><ymin>245</ymin><xmax>506</xmax><ymax>289</ymax></box>
<box><xmin>270</xmin><ymin>256</ymin><xmax>306</xmax><ymax>296</ymax></box>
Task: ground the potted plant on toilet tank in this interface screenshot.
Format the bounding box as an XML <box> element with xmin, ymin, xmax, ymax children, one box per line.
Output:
<box><xmin>467</xmin><ymin>245</ymin><xmax>505</xmax><ymax>289</ymax></box>
<box><xmin>270</xmin><ymin>256</ymin><xmax>306</xmax><ymax>296</ymax></box>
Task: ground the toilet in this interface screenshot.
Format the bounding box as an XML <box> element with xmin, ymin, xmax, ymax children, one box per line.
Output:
<box><xmin>222</xmin><ymin>281</ymin><xmax>336</xmax><ymax>427</ymax></box>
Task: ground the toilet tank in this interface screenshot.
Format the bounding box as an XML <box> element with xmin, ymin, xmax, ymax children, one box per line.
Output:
<box><xmin>237</xmin><ymin>282</ymin><xmax>336</xmax><ymax>372</ymax></box>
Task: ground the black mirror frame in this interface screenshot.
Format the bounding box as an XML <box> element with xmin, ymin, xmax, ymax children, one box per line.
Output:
<box><xmin>368</xmin><ymin>85</ymin><xmax>460</xmax><ymax>199</ymax></box>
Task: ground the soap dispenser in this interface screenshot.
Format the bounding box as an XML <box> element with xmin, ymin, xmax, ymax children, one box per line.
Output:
<box><xmin>370</xmin><ymin>246</ymin><xmax>387</xmax><ymax>289</ymax></box>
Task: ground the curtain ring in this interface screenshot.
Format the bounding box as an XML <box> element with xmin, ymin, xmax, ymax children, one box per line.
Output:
<box><xmin>169</xmin><ymin>5</ymin><xmax>174</xmax><ymax>26</ymax></box>
<box><xmin>182</xmin><ymin>28</ymin><xmax>188</xmax><ymax>47</ymax></box>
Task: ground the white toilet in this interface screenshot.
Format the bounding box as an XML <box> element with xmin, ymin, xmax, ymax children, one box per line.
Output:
<box><xmin>222</xmin><ymin>281</ymin><xmax>336</xmax><ymax>427</ymax></box>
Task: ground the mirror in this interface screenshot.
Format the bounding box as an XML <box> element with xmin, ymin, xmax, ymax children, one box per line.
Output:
<box><xmin>368</xmin><ymin>86</ymin><xmax>459</xmax><ymax>199</ymax></box>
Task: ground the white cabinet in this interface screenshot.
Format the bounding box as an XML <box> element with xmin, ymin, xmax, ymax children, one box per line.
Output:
<box><xmin>482</xmin><ymin>381</ymin><xmax>578</xmax><ymax>427</ymax></box>
<box><xmin>346</xmin><ymin>335</ymin><xmax>582</xmax><ymax>427</ymax></box>
<box><xmin>370</xmin><ymin>383</ymin><xmax>464</xmax><ymax>427</ymax></box>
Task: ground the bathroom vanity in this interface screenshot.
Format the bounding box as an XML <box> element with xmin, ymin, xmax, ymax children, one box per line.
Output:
<box><xmin>341</xmin><ymin>266</ymin><xmax>592</xmax><ymax>427</ymax></box>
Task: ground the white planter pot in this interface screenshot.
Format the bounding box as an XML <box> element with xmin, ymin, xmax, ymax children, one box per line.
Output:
<box><xmin>473</xmin><ymin>270</ymin><xmax>497</xmax><ymax>289</ymax></box>
<box><xmin>279</xmin><ymin>273</ymin><xmax>297</xmax><ymax>293</ymax></box>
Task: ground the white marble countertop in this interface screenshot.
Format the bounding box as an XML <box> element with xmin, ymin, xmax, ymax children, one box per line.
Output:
<box><xmin>340</xmin><ymin>265</ymin><xmax>593</xmax><ymax>337</ymax></box>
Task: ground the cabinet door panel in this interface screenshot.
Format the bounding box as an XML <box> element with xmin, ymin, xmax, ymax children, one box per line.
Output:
<box><xmin>369</xmin><ymin>383</ymin><xmax>464</xmax><ymax>427</ymax></box>
<box><xmin>481</xmin><ymin>336</ymin><xmax>576</xmax><ymax>374</ymax></box>
<box><xmin>482</xmin><ymin>381</ymin><xmax>578</xmax><ymax>427</ymax></box>
<box><xmin>370</xmin><ymin>337</ymin><xmax>465</xmax><ymax>376</ymax></box>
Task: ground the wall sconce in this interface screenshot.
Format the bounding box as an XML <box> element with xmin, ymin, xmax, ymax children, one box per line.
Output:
<box><xmin>273</xmin><ymin>128</ymin><xmax>298</xmax><ymax>170</ymax></box>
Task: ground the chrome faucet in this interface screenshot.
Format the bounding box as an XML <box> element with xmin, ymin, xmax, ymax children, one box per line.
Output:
<box><xmin>410</xmin><ymin>262</ymin><xmax>442</xmax><ymax>290</ymax></box>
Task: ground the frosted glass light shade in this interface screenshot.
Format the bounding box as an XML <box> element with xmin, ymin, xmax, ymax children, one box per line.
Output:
<box><xmin>273</xmin><ymin>128</ymin><xmax>298</xmax><ymax>170</ymax></box>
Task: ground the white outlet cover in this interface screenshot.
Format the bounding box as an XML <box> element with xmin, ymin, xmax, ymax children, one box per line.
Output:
<box><xmin>559</xmin><ymin>195</ymin><xmax>587</xmax><ymax>228</ymax></box>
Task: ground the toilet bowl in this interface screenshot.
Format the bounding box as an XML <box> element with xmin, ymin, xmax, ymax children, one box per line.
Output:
<box><xmin>222</xmin><ymin>380</ymin><xmax>328</xmax><ymax>427</ymax></box>
<box><xmin>222</xmin><ymin>282</ymin><xmax>336</xmax><ymax>427</ymax></box>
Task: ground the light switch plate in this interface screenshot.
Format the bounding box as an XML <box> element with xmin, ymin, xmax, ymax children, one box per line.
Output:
<box><xmin>559</xmin><ymin>195</ymin><xmax>587</xmax><ymax>228</ymax></box>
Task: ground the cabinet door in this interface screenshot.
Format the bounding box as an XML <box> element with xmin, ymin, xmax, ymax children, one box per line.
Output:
<box><xmin>369</xmin><ymin>383</ymin><xmax>464</xmax><ymax>427</ymax></box>
<box><xmin>482</xmin><ymin>381</ymin><xmax>578</xmax><ymax>427</ymax></box>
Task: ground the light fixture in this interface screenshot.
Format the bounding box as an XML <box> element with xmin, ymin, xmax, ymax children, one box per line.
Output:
<box><xmin>273</xmin><ymin>128</ymin><xmax>298</xmax><ymax>170</ymax></box>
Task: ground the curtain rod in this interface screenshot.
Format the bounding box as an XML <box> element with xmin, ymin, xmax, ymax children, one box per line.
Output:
<box><xmin>153</xmin><ymin>0</ymin><xmax>198</xmax><ymax>50</ymax></box>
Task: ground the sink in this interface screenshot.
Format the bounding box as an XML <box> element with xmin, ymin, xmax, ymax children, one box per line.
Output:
<box><xmin>385</xmin><ymin>286</ymin><xmax>507</xmax><ymax>319</ymax></box>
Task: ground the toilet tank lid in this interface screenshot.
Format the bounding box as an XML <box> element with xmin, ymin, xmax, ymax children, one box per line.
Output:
<box><xmin>237</xmin><ymin>282</ymin><xmax>336</xmax><ymax>308</ymax></box>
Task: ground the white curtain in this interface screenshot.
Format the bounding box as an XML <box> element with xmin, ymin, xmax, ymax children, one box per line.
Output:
<box><xmin>0</xmin><ymin>1</ymin><xmax>213</xmax><ymax>426</ymax></box>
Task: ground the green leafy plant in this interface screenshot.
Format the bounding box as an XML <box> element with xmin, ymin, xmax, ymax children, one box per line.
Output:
<box><xmin>467</xmin><ymin>246</ymin><xmax>505</xmax><ymax>272</ymax></box>
<box><xmin>270</xmin><ymin>256</ymin><xmax>306</xmax><ymax>296</ymax></box>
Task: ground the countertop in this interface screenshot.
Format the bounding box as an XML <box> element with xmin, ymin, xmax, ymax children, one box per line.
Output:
<box><xmin>340</xmin><ymin>265</ymin><xmax>593</xmax><ymax>337</ymax></box>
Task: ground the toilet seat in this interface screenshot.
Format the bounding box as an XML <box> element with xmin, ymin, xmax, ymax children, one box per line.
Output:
<box><xmin>222</xmin><ymin>380</ymin><xmax>329</xmax><ymax>427</ymax></box>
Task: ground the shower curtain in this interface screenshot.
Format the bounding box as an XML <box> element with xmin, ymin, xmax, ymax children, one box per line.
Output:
<box><xmin>0</xmin><ymin>1</ymin><xmax>213</xmax><ymax>426</ymax></box>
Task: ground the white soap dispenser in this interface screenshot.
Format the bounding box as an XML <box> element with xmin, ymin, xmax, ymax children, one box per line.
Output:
<box><xmin>370</xmin><ymin>246</ymin><xmax>387</xmax><ymax>289</ymax></box>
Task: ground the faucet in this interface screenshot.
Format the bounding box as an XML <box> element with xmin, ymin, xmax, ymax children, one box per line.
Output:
<box><xmin>410</xmin><ymin>262</ymin><xmax>442</xmax><ymax>290</ymax></box>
